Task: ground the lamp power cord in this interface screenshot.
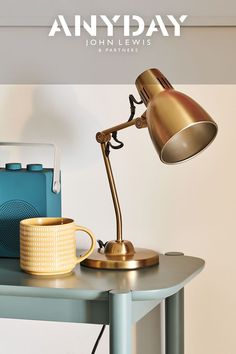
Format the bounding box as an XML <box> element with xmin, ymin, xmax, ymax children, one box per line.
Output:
<box><xmin>105</xmin><ymin>95</ymin><xmax>143</xmax><ymax>156</ymax></box>
<box><xmin>89</xmin><ymin>240</ymin><xmax>107</xmax><ymax>354</ymax></box>
<box><xmin>91</xmin><ymin>325</ymin><xmax>106</xmax><ymax>354</ymax></box>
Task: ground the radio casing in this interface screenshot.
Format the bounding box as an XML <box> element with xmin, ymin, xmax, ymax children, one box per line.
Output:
<box><xmin>0</xmin><ymin>164</ymin><xmax>61</xmax><ymax>257</ymax></box>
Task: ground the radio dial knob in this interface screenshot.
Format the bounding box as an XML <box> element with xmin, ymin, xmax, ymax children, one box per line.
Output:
<box><xmin>5</xmin><ymin>163</ymin><xmax>22</xmax><ymax>170</ymax></box>
<box><xmin>27</xmin><ymin>164</ymin><xmax>43</xmax><ymax>171</ymax></box>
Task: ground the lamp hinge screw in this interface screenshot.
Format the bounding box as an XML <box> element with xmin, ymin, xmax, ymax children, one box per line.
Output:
<box><xmin>96</xmin><ymin>132</ymin><xmax>111</xmax><ymax>143</ymax></box>
<box><xmin>135</xmin><ymin>116</ymin><xmax>147</xmax><ymax>129</ymax></box>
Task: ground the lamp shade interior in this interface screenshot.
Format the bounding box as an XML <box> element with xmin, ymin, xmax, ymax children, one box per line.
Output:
<box><xmin>161</xmin><ymin>121</ymin><xmax>217</xmax><ymax>164</ymax></box>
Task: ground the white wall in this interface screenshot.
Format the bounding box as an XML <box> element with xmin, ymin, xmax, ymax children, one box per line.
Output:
<box><xmin>0</xmin><ymin>84</ymin><xmax>235</xmax><ymax>354</ymax></box>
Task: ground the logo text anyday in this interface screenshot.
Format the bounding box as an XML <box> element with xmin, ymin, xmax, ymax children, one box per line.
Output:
<box><xmin>49</xmin><ymin>15</ymin><xmax>188</xmax><ymax>53</ymax></box>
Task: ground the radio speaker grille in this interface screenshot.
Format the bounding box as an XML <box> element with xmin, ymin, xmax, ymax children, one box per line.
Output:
<box><xmin>0</xmin><ymin>200</ymin><xmax>40</xmax><ymax>253</ymax></box>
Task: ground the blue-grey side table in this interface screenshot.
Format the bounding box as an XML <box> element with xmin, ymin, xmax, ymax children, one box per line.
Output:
<box><xmin>0</xmin><ymin>253</ymin><xmax>204</xmax><ymax>354</ymax></box>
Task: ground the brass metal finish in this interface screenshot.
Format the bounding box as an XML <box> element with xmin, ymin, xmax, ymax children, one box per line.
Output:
<box><xmin>135</xmin><ymin>68</ymin><xmax>218</xmax><ymax>164</ymax></box>
<box><xmin>104</xmin><ymin>240</ymin><xmax>135</xmax><ymax>256</ymax></box>
<box><xmin>82</xmin><ymin>139</ymin><xmax>160</xmax><ymax>269</ymax></box>
<box><xmin>96</xmin><ymin>132</ymin><xmax>111</xmax><ymax>144</ymax></box>
<box><xmin>135</xmin><ymin>114</ymin><xmax>147</xmax><ymax>129</ymax></box>
<box><xmin>82</xmin><ymin>67</ymin><xmax>218</xmax><ymax>270</ymax></box>
<box><xmin>81</xmin><ymin>248</ymin><xmax>159</xmax><ymax>270</ymax></box>
<box><xmin>96</xmin><ymin>116</ymin><xmax>147</xmax><ymax>144</ymax></box>
<box><xmin>83</xmin><ymin>115</ymin><xmax>159</xmax><ymax>270</ymax></box>
<box><xmin>101</xmin><ymin>142</ymin><xmax>123</xmax><ymax>242</ymax></box>
<box><xmin>135</xmin><ymin>68</ymin><xmax>173</xmax><ymax>105</ymax></box>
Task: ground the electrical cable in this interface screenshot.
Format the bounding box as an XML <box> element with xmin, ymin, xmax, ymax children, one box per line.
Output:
<box><xmin>91</xmin><ymin>325</ymin><xmax>106</xmax><ymax>354</ymax></box>
<box><xmin>89</xmin><ymin>242</ymin><xmax>107</xmax><ymax>353</ymax></box>
<box><xmin>128</xmin><ymin>94</ymin><xmax>143</xmax><ymax>122</ymax></box>
<box><xmin>105</xmin><ymin>95</ymin><xmax>143</xmax><ymax>156</ymax></box>
<box><xmin>97</xmin><ymin>239</ymin><xmax>107</xmax><ymax>249</ymax></box>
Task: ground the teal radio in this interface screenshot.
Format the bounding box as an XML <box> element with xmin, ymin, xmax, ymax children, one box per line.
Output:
<box><xmin>0</xmin><ymin>143</ymin><xmax>61</xmax><ymax>257</ymax></box>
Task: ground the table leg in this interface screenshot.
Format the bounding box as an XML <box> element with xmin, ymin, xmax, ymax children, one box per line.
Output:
<box><xmin>109</xmin><ymin>290</ymin><xmax>132</xmax><ymax>354</ymax></box>
<box><xmin>165</xmin><ymin>288</ymin><xmax>184</xmax><ymax>354</ymax></box>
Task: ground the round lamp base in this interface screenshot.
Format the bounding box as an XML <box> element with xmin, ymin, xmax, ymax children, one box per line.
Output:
<box><xmin>81</xmin><ymin>248</ymin><xmax>159</xmax><ymax>270</ymax></box>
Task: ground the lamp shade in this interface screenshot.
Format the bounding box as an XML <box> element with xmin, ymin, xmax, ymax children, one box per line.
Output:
<box><xmin>136</xmin><ymin>68</ymin><xmax>218</xmax><ymax>164</ymax></box>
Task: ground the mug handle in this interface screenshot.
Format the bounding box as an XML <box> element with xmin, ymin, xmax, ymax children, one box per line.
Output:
<box><xmin>74</xmin><ymin>225</ymin><xmax>96</xmax><ymax>264</ymax></box>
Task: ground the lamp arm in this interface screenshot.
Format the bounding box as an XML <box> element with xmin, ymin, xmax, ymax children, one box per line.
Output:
<box><xmin>97</xmin><ymin>113</ymin><xmax>147</xmax><ymax>244</ymax></box>
<box><xmin>96</xmin><ymin>113</ymin><xmax>147</xmax><ymax>144</ymax></box>
<box><xmin>100</xmin><ymin>142</ymin><xmax>123</xmax><ymax>242</ymax></box>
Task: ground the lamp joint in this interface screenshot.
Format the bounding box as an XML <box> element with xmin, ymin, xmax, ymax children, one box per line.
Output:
<box><xmin>135</xmin><ymin>115</ymin><xmax>147</xmax><ymax>129</ymax></box>
<box><xmin>96</xmin><ymin>132</ymin><xmax>111</xmax><ymax>143</ymax></box>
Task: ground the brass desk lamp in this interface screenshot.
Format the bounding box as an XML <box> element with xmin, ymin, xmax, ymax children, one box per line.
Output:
<box><xmin>82</xmin><ymin>68</ymin><xmax>218</xmax><ymax>270</ymax></box>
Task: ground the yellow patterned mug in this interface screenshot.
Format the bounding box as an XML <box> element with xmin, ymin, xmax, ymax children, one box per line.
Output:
<box><xmin>20</xmin><ymin>217</ymin><xmax>96</xmax><ymax>276</ymax></box>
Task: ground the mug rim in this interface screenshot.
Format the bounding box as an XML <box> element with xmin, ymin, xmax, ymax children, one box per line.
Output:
<box><xmin>20</xmin><ymin>217</ymin><xmax>74</xmax><ymax>227</ymax></box>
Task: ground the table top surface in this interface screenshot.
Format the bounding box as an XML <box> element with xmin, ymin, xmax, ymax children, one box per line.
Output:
<box><xmin>0</xmin><ymin>254</ymin><xmax>204</xmax><ymax>301</ymax></box>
